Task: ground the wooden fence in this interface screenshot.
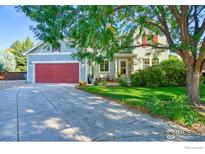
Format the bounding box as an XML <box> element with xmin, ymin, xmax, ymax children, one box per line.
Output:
<box><xmin>0</xmin><ymin>72</ymin><xmax>26</xmax><ymax>80</ymax></box>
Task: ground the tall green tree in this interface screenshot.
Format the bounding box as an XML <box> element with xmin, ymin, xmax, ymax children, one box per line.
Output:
<box><xmin>9</xmin><ymin>37</ymin><xmax>33</xmax><ymax>72</ymax></box>
<box><xmin>23</xmin><ymin>36</ymin><xmax>33</xmax><ymax>51</ymax></box>
<box><xmin>18</xmin><ymin>6</ymin><xmax>205</xmax><ymax>106</ymax></box>
<box><xmin>0</xmin><ymin>50</ymin><xmax>16</xmax><ymax>72</ymax></box>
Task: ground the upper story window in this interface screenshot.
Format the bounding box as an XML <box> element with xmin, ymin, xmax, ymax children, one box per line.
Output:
<box><xmin>152</xmin><ymin>58</ymin><xmax>159</xmax><ymax>66</ymax></box>
<box><xmin>100</xmin><ymin>60</ymin><xmax>109</xmax><ymax>72</ymax></box>
<box><xmin>142</xmin><ymin>34</ymin><xmax>158</xmax><ymax>48</ymax></box>
<box><xmin>147</xmin><ymin>35</ymin><xmax>154</xmax><ymax>45</ymax></box>
<box><xmin>143</xmin><ymin>58</ymin><xmax>150</xmax><ymax>69</ymax></box>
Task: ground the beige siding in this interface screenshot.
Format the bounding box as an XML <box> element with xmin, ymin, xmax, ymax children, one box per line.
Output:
<box><xmin>92</xmin><ymin>61</ymin><xmax>115</xmax><ymax>79</ymax></box>
<box><xmin>91</xmin><ymin>33</ymin><xmax>169</xmax><ymax>78</ymax></box>
<box><xmin>132</xmin><ymin>33</ymin><xmax>169</xmax><ymax>71</ymax></box>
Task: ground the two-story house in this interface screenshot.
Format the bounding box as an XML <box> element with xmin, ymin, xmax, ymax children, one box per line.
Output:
<box><xmin>24</xmin><ymin>33</ymin><xmax>169</xmax><ymax>83</ymax></box>
<box><xmin>90</xmin><ymin>33</ymin><xmax>169</xmax><ymax>80</ymax></box>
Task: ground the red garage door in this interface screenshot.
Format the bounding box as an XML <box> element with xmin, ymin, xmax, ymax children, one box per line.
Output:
<box><xmin>35</xmin><ymin>63</ymin><xmax>79</xmax><ymax>83</ymax></box>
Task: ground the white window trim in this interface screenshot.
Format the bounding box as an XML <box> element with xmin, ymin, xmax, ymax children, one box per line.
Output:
<box><xmin>32</xmin><ymin>61</ymin><xmax>80</xmax><ymax>83</ymax></box>
<box><xmin>146</xmin><ymin>35</ymin><xmax>154</xmax><ymax>45</ymax></box>
<box><xmin>99</xmin><ymin>60</ymin><xmax>110</xmax><ymax>73</ymax></box>
<box><xmin>143</xmin><ymin>58</ymin><xmax>150</xmax><ymax>69</ymax></box>
<box><xmin>152</xmin><ymin>58</ymin><xmax>160</xmax><ymax>66</ymax></box>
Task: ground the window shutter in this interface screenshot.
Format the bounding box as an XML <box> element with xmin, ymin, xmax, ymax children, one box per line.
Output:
<box><xmin>154</xmin><ymin>34</ymin><xmax>158</xmax><ymax>45</ymax></box>
<box><xmin>142</xmin><ymin>35</ymin><xmax>147</xmax><ymax>48</ymax></box>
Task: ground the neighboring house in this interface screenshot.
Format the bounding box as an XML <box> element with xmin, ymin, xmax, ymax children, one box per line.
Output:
<box><xmin>24</xmin><ymin>33</ymin><xmax>169</xmax><ymax>83</ymax></box>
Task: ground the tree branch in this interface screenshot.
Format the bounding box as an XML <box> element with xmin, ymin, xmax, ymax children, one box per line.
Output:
<box><xmin>113</xmin><ymin>6</ymin><xmax>126</xmax><ymax>12</ymax></box>
<box><xmin>121</xmin><ymin>43</ymin><xmax>170</xmax><ymax>50</ymax></box>
<box><xmin>194</xmin><ymin>6</ymin><xmax>199</xmax><ymax>34</ymax></box>
<box><xmin>154</xmin><ymin>7</ymin><xmax>175</xmax><ymax>47</ymax></box>
<box><xmin>181</xmin><ymin>5</ymin><xmax>188</xmax><ymax>17</ymax></box>
<box><xmin>196</xmin><ymin>36</ymin><xmax>205</xmax><ymax>71</ymax></box>
<box><xmin>146</xmin><ymin>19</ymin><xmax>165</xmax><ymax>33</ymax></box>
<box><xmin>169</xmin><ymin>6</ymin><xmax>181</xmax><ymax>24</ymax></box>
<box><xmin>188</xmin><ymin>6</ymin><xmax>205</xmax><ymax>25</ymax></box>
<box><xmin>149</xmin><ymin>6</ymin><xmax>185</xmax><ymax>59</ymax></box>
<box><xmin>187</xmin><ymin>6</ymin><xmax>193</xmax><ymax>18</ymax></box>
<box><xmin>170</xmin><ymin>6</ymin><xmax>191</xmax><ymax>44</ymax></box>
<box><xmin>198</xmin><ymin>18</ymin><xmax>205</xmax><ymax>37</ymax></box>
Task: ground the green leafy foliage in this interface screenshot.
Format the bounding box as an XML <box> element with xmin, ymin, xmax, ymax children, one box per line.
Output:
<box><xmin>201</xmin><ymin>75</ymin><xmax>205</xmax><ymax>84</ymax></box>
<box><xmin>18</xmin><ymin>6</ymin><xmax>205</xmax><ymax>59</ymax></box>
<box><xmin>145</xmin><ymin>95</ymin><xmax>198</xmax><ymax>126</ymax></box>
<box><xmin>117</xmin><ymin>77</ymin><xmax>128</xmax><ymax>87</ymax></box>
<box><xmin>165</xmin><ymin>95</ymin><xmax>197</xmax><ymax>126</ymax></box>
<box><xmin>18</xmin><ymin>5</ymin><xmax>205</xmax><ymax>104</ymax></box>
<box><xmin>0</xmin><ymin>50</ymin><xmax>16</xmax><ymax>72</ymax></box>
<box><xmin>81</xmin><ymin>85</ymin><xmax>203</xmax><ymax>127</ymax></box>
<box><xmin>93</xmin><ymin>80</ymin><xmax>107</xmax><ymax>86</ymax></box>
<box><xmin>7</xmin><ymin>37</ymin><xmax>33</xmax><ymax>72</ymax></box>
<box><xmin>130</xmin><ymin>59</ymin><xmax>186</xmax><ymax>87</ymax></box>
<box><xmin>144</xmin><ymin>97</ymin><xmax>165</xmax><ymax>115</ymax></box>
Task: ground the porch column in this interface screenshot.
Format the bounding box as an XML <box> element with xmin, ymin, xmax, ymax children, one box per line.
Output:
<box><xmin>115</xmin><ymin>58</ymin><xmax>118</xmax><ymax>78</ymax></box>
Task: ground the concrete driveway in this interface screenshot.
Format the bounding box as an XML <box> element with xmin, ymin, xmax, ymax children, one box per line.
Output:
<box><xmin>0</xmin><ymin>83</ymin><xmax>204</xmax><ymax>141</ymax></box>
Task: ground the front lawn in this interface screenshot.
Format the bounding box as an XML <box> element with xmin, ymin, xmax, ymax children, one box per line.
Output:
<box><xmin>80</xmin><ymin>85</ymin><xmax>205</xmax><ymax>131</ymax></box>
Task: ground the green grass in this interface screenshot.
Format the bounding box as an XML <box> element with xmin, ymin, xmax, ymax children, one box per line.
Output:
<box><xmin>80</xmin><ymin>85</ymin><xmax>205</xmax><ymax>127</ymax></box>
<box><xmin>81</xmin><ymin>85</ymin><xmax>205</xmax><ymax>106</ymax></box>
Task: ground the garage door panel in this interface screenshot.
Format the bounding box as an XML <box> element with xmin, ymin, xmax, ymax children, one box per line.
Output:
<box><xmin>35</xmin><ymin>63</ymin><xmax>79</xmax><ymax>83</ymax></box>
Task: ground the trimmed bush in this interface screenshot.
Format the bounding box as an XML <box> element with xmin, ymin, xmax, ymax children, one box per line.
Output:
<box><xmin>93</xmin><ymin>80</ymin><xmax>107</xmax><ymax>86</ymax></box>
<box><xmin>131</xmin><ymin>59</ymin><xmax>186</xmax><ymax>87</ymax></box>
<box><xmin>117</xmin><ymin>77</ymin><xmax>128</xmax><ymax>87</ymax></box>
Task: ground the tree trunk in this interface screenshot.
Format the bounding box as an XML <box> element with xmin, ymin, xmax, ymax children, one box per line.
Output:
<box><xmin>186</xmin><ymin>64</ymin><xmax>201</xmax><ymax>106</ymax></box>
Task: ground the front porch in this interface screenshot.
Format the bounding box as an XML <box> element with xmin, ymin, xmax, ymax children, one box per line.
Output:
<box><xmin>114</xmin><ymin>53</ymin><xmax>137</xmax><ymax>79</ymax></box>
<box><xmin>87</xmin><ymin>53</ymin><xmax>137</xmax><ymax>82</ymax></box>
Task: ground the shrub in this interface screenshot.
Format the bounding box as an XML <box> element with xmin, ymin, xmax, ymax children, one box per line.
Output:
<box><xmin>144</xmin><ymin>97</ymin><xmax>165</xmax><ymax>115</ymax></box>
<box><xmin>79</xmin><ymin>80</ymin><xmax>87</xmax><ymax>87</ymax></box>
<box><xmin>131</xmin><ymin>59</ymin><xmax>186</xmax><ymax>87</ymax></box>
<box><xmin>117</xmin><ymin>77</ymin><xmax>128</xmax><ymax>87</ymax></box>
<box><xmin>93</xmin><ymin>80</ymin><xmax>99</xmax><ymax>86</ymax></box>
<box><xmin>93</xmin><ymin>80</ymin><xmax>107</xmax><ymax>86</ymax></box>
<box><xmin>145</xmin><ymin>95</ymin><xmax>197</xmax><ymax>126</ymax></box>
<box><xmin>100</xmin><ymin>80</ymin><xmax>107</xmax><ymax>86</ymax></box>
<box><xmin>201</xmin><ymin>75</ymin><xmax>205</xmax><ymax>84</ymax></box>
<box><xmin>165</xmin><ymin>95</ymin><xmax>197</xmax><ymax>126</ymax></box>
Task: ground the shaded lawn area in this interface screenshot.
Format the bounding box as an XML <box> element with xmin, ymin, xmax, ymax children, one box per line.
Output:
<box><xmin>80</xmin><ymin>85</ymin><xmax>205</xmax><ymax>130</ymax></box>
<box><xmin>80</xmin><ymin>85</ymin><xmax>205</xmax><ymax>107</ymax></box>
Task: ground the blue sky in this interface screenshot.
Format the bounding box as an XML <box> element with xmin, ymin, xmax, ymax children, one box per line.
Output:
<box><xmin>0</xmin><ymin>6</ymin><xmax>37</xmax><ymax>50</ymax></box>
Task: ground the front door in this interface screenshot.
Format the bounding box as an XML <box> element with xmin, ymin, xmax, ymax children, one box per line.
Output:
<box><xmin>119</xmin><ymin>59</ymin><xmax>128</xmax><ymax>78</ymax></box>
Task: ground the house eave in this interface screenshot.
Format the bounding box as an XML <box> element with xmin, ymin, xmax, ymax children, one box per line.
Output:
<box><xmin>114</xmin><ymin>53</ymin><xmax>137</xmax><ymax>58</ymax></box>
<box><xmin>23</xmin><ymin>42</ymin><xmax>45</xmax><ymax>56</ymax></box>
